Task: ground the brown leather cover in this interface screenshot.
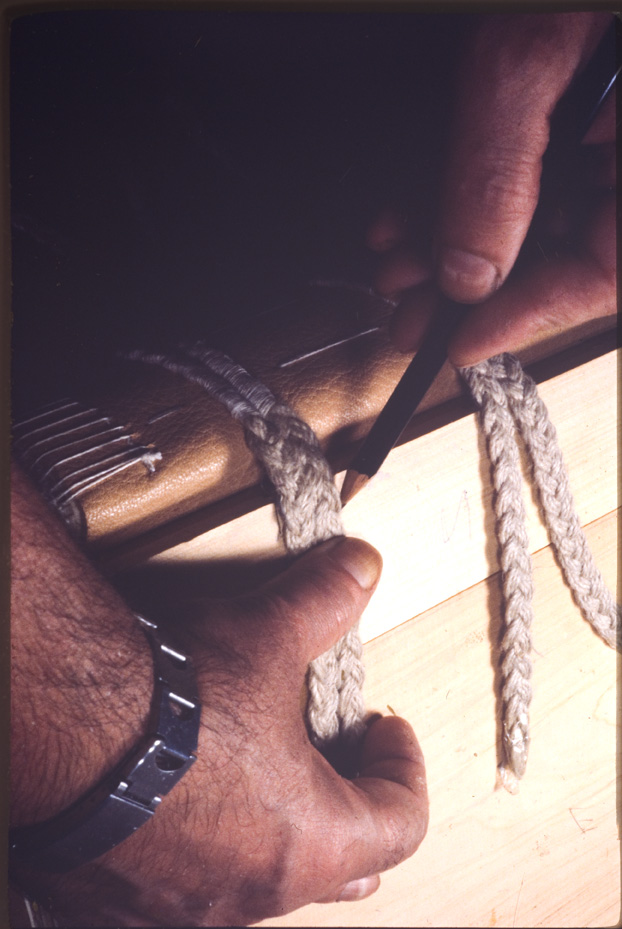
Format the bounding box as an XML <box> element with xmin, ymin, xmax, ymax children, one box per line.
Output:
<box><xmin>13</xmin><ymin>281</ymin><xmax>615</xmax><ymax>557</ymax></box>
<box><xmin>13</xmin><ymin>285</ymin><xmax>425</xmax><ymax>549</ymax></box>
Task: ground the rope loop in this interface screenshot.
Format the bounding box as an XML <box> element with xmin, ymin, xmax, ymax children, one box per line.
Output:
<box><xmin>126</xmin><ymin>345</ymin><xmax>362</xmax><ymax>750</ymax></box>
<box><xmin>124</xmin><ymin>340</ymin><xmax>619</xmax><ymax>788</ymax></box>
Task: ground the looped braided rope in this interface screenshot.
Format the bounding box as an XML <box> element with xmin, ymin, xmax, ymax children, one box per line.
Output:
<box><xmin>126</xmin><ymin>343</ymin><xmax>618</xmax><ymax>787</ymax></box>
<box><xmin>461</xmin><ymin>353</ymin><xmax>619</xmax><ymax>790</ymax></box>
<box><xmin>125</xmin><ymin>345</ymin><xmax>365</xmax><ymax>749</ymax></box>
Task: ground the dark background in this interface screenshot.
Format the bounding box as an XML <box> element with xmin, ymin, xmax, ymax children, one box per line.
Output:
<box><xmin>10</xmin><ymin>9</ymin><xmax>473</xmax><ymax>418</ymax></box>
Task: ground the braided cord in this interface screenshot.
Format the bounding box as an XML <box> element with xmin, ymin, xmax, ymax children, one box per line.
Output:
<box><xmin>502</xmin><ymin>355</ymin><xmax>620</xmax><ymax>650</ymax></box>
<box><xmin>461</xmin><ymin>358</ymin><xmax>534</xmax><ymax>783</ymax></box>
<box><xmin>126</xmin><ymin>346</ymin><xmax>365</xmax><ymax>749</ymax></box>
<box><xmin>462</xmin><ymin>353</ymin><xmax>619</xmax><ymax>788</ymax></box>
<box><xmin>126</xmin><ymin>342</ymin><xmax>618</xmax><ymax>784</ymax></box>
<box><xmin>241</xmin><ymin>402</ymin><xmax>365</xmax><ymax>745</ymax></box>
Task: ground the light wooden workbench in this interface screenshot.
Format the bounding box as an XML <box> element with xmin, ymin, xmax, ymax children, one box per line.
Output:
<box><xmin>122</xmin><ymin>347</ymin><xmax>619</xmax><ymax>928</ymax></box>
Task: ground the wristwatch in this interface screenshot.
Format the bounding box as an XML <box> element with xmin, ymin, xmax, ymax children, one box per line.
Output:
<box><xmin>9</xmin><ymin>615</ymin><xmax>201</xmax><ymax>874</ymax></box>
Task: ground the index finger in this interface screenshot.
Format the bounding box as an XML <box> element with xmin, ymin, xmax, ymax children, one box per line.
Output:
<box><xmin>437</xmin><ymin>12</ymin><xmax>610</xmax><ymax>304</ymax></box>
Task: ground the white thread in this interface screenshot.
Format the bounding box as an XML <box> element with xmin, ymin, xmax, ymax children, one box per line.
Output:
<box><xmin>12</xmin><ymin>407</ymin><xmax>101</xmax><ymax>446</ymax></box>
<box><xmin>11</xmin><ymin>400</ymin><xmax>81</xmax><ymax>432</ymax></box>
<box><xmin>38</xmin><ymin>438</ymin><xmax>131</xmax><ymax>484</ymax></box>
<box><xmin>34</xmin><ymin>429</ymin><xmax>128</xmax><ymax>475</ymax></box>
<box><xmin>17</xmin><ymin>416</ymin><xmax>112</xmax><ymax>456</ymax></box>
<box><xmin>22</xmin><ymin>892</ymin><xmax>60</xmax><ymax>928</ymax></box>
<box><xmin>53</xmin><ymin>449</ymin><xmax>162</xmax><ymax>506</ymax></box>
<box><xmin>13</xmin><ymin>400</ymin><xmax>163</xmax><ymax>522</ymax></box>
<box><xmin>277</xmin><ymin>327</ymin><xmax>383</xmax><ymax>369</ymax></box>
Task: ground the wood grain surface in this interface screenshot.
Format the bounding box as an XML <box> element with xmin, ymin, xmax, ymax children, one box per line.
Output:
<box><xmin>261</xmin><ymin>510</ymin><xmax>619</xmax><ymax>928</ymax></box>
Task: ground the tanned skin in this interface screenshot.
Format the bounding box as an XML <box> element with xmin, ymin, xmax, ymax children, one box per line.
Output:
<box><xmin>368</xmin><ymin>12</ymin><xmax>616</xmax><ymax>365</ymax></box>
<box><xmin>10</xmin><ymin>461</ymin><xmax>428</xmax><ymax>926</ymax></box>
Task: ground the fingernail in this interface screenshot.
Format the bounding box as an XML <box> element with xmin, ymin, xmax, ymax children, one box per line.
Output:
<box><xmin>337</xmin><ymin>875</ymin><xmax>381</xmax><ymax>902</ymax></box>
<box><xmin>321</xmin><ymin>537</ymin><xmax>382</xmax><ymax>591</ymax></box>
<box><xmin>439</xmin><ymin>247</ymin><xmax>500</xmax><ymax>302</ymax></box>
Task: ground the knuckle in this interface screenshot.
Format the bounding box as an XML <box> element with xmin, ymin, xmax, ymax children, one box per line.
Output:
<box><xmin>288</xmin><ymin>567</ymin><xmax>361</xmax><ymax>629</ymax></box>
<box><xmin>458</xmin><ymin>147</ymin><xmax>541</xmax><ymax>228</ymax></box>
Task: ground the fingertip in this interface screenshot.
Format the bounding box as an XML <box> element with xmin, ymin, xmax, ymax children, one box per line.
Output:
<box><xmin>336</xmin><ymin>874</ymin><xmax>381</xmax><ymax>902</ymax></box>
<box><xmin>374</xmin><ymin>246</ymin><xmax>431</xmax><ymax>296</ymax></box>
<box><xmin>437</xmin><ymin>247</ymin><xmax>502</xmax><ymax>304</ymax></box>
<box><xmin>315</xmin><ymin>537</ymin><xmax>383</xmax><ymax>592</ymax></box>
<box><xmin>388</xmin><ymin>287</ymin><xmax>436</xmax><ymax>352</ymax></box>
<box><xmin>317</xmin><ymin>873</ymin><xmax>381</xmax><ymax>905</ymax></box>
<box><xmin>366</xmin><ymin>206</ymin><xmax>408</xmax><ymax>253</ymax></box>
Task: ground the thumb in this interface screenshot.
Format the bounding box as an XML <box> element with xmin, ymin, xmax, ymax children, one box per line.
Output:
<box><xmin>254</xmin><ymin>537</ymin><xmax>382</xmax><ymax>669</ymax></box>
<box><xmin>437</xmin><ymin>12</ymin><xmax>609</xmax><ymax>303</ymax></box>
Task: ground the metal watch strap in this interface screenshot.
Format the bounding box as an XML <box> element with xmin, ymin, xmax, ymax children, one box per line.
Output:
<box><xmin>9</xmin><ymin>616</ymin><xmax>201</xmax><ymax>874</ymax></box>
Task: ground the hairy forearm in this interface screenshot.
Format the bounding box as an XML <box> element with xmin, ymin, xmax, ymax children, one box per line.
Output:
<box><xmin>10</xmin><ymin>459</ymin><xmax>152</xmax><ymax>826</ymax></box>
<box><xmin>9</xmin><ymin>458</ymin><xmax>429</xmax><ymax>929</ymax></box>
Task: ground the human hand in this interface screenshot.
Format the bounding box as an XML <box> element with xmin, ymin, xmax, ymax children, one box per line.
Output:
<box><xmin>15</xmin><ymin>533</ymin><xmax>427</xmax><ymax>928</ymax></box>
<box><xmin>368</xmin><ymin>12</ymin><xmax>616</xmax><ymax>366</ymax></box>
